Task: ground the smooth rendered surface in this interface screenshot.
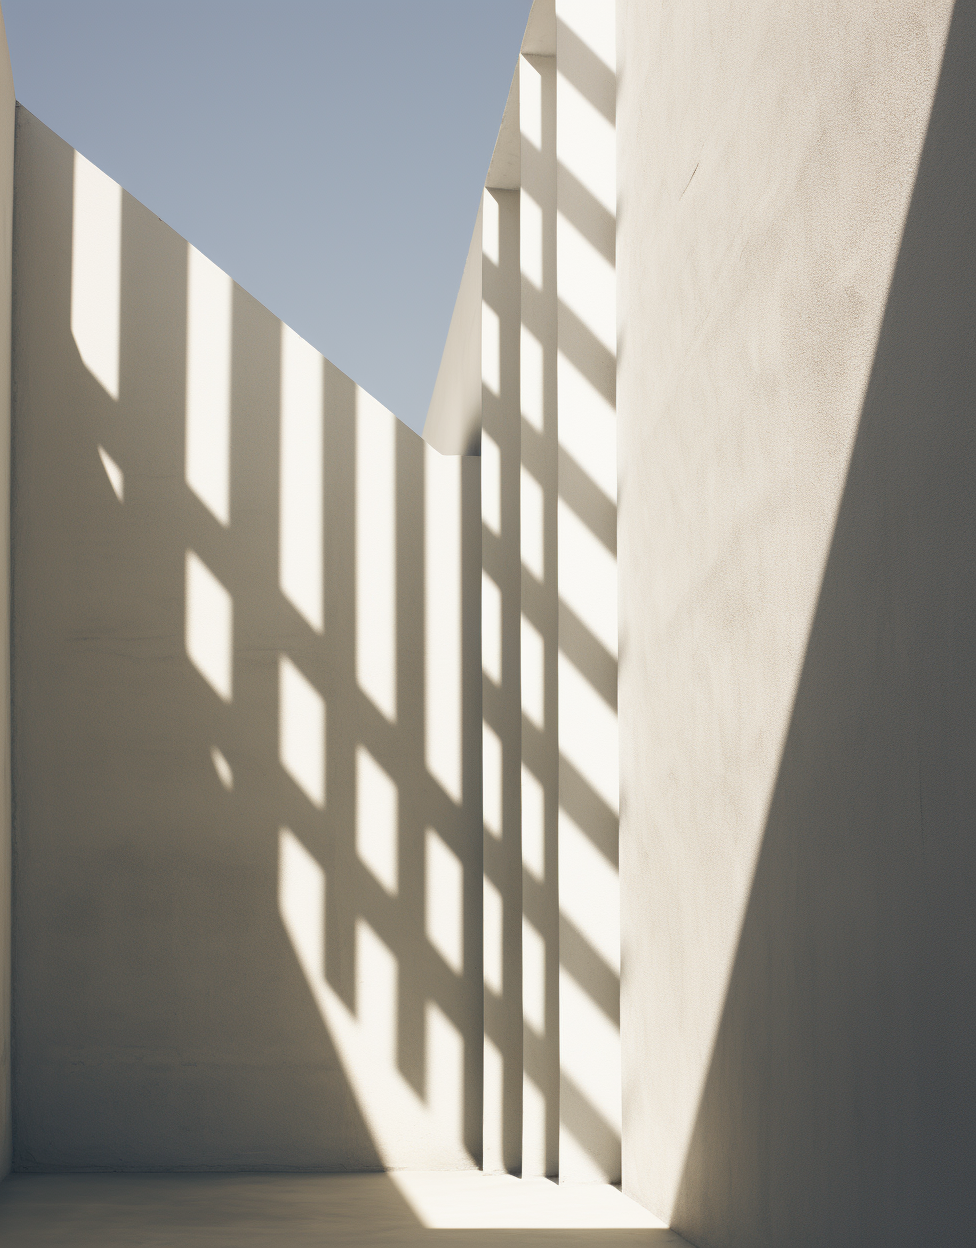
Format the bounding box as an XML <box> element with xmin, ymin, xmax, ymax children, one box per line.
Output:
<box><xmin>11</xmin><ymin>107</ymin><xmax>483</xmax><ymax>1172</ymax></box>
<box><xmin>518</xmin><ymin>41</ymin><xmax>560</xmax><ymax>1180</ymax></box>
<box><xmin>424</xmin><ymin>199</ymin><xmax>484</xmax><ymax>456</ymax></box>
<box><xmin>554</xmin><ymin>0</ymin><xmax>618</xmax><ymax>1185</ymax></box>
<box><xmin>480</xmin><ymin>184</ymin><xmax>523</xmax><ymax>1177</ymax></box>
<box><xmin>485</xmin><ymin>69</ymin><xmax>520</xmax><ymax>193</ymax></box>
<box><xmin>0</xmin><ymin>1172</ymin><xmax>686</xmax><ymax>1246</ymax></box>
<box><xmin>0</xmin><ymin>0</ymin><xmax>12</xmax><ymax>1187</ymax></box>
<box><xmin>476</xmin><ymin>0</ymin><xmax>621</xmax><ymax>1183</ymax></box>
<box><xmin>617</xmin><ymin>1</ymin><xmax>973</xmax><ymax>1244</ymax></box>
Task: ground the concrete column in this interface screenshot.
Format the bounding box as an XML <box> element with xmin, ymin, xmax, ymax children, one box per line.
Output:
<box><xmin>555</xmin><ymin>0</ymin><xmax>619</xmax><ymax>1185</ymax></box>
<box><xmin>481</xmin><ymin>184</ymin><xmax>524</xmax><ymax>1174</ymax></box>
<box><xmin>519</xmin><ymin>43</ymin><xmax>560</xmax><ymax>1179</ymax></box>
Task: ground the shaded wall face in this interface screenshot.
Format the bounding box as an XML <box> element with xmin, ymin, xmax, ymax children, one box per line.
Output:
<box><xmin>11</xmin><ymin>107</ymin><xmax>482</xmax><ymax>1171</ymax></box>
<box><xmin>0</xmin><ymin>0</ymin><xmax>12</xmax><ymax>1188</ymax></box>
<box><xmin>617</xmin><ymin>1</ymin><xmax>974</xmax><ymax>1244</ymax></box>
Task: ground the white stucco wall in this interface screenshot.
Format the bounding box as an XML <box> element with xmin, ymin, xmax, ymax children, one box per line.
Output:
<box><xmin>554</xmin><ymin>0</ymin><xmax>617</xmax><ymax>1185</ymax></box>
<box><xmin>8</xmin><ymin>0</ymin><xmax>620</xmax><ymax>1182</ymax></box>
<box><xmin>7</xmin><ymin>0</ymin><xmax>976</xmax><ymax>1218</ymax></box>
<box><xmin>617</xmin><ymin>2</ymin><xmax>974</xmax><ymax>1244</ymax></box>
<box><xmin>11</xmin><ymin>107</ymin><xmax>483</xmax><ymax>1172</ymax></box>
<box><xmin>474</xmin><ymin>0</ymin><xmax>620</xmax><ymax>1184</ymax></box>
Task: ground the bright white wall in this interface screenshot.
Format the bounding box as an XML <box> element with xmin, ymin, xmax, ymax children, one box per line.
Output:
<box><xmin>519</xmin><ymin>42</ymin><xmax>560</xmax><ymax>1180</ymax></box>
<box><xmin>554</xmin><ymin>0</ymin><xmax>618</xmax><ymax>1185</ymax></box>
<box><xmin>11</xmin><ymin>107</ymin><xmax>482</xmax><ymax>1172</ymax></box>
<box><xmin>0</xmin><ymin>0</ymin><xmax>12</xmax><ymax>1186</ymax></box>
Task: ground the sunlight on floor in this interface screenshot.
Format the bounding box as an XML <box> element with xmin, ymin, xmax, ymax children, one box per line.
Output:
<box><xmin>391</xmin><ymin>1170</ymin><xmax>668</xmax><ymax>1229</ymax></box>
<box><xmin>0</xmin><ymin>1172</ymin><xmax>689</xmax><ymax>1247</ymax></box>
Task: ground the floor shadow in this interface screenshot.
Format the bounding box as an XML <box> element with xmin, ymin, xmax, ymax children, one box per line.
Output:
<box><xmin>671</xmin><ymin>3</ymin><xmax>976</xmax><ymax>1244</ymax></box>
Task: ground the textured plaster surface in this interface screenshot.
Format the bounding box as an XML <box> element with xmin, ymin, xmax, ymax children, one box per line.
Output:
<box><xmin>617</xmin><ymin>2</ymin><xmax>970</xmax><ymax>1245</ymax></box>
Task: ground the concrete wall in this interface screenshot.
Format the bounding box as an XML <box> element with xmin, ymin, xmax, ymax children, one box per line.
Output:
<box><xmin>10</xmin><ymin>0</ymin><xmax>619</xmax><ymax>1181</ymax></box>
<box><xmin>0</xmin><ymin>0</ymin><xmax>12</xmax><ymax>1187</ymax></box>
<box><xmin>617</xmin><ymin>2</ymin><xmax>976</xmax><ymax>1244</ymax></box>
<box><xmin>11</xmin><ymin>107</ymin><xmax>483</xmax><ymax>1171</ymax></box>
<box><xmin>428</xmin><ymin>0</ymin><xmax>620</xmax><ymax>1184</ymax></box>
<box><xmin>480</xmin><ymin>180</ymin><xmax>524</xmax><ymax>1176</ymax></box>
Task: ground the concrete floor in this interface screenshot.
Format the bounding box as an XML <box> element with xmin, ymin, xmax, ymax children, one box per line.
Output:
<box><xmin>0</xmin><ymin>1172</ymin><xmax>691</xmax><ymax>1246</ymax></box>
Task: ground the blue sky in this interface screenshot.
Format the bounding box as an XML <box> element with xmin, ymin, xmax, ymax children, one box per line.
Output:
<box><xmin>2</xmin><ymin>1</ymin><xmax>531</xmax><ymax>432</ymax></box>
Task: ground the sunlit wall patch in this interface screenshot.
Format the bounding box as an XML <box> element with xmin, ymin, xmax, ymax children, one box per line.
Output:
<box><xmin>559</xmin><ymin>967</ymin><xmax>620</xmax><ymax>1156</ymax></box>
<box><xmin>520</xmin><ymin>54</ymin><xmax>542</xmax><ymax>150</ymax></box>
<box><xmin>185</xmin><ymin>550</ymin><xmax>233</xmax><ymax>702</ymax></box>
<box><xmin>482</xmin><ymin>188</ymin><xmax>500</xmax><ymax>266</ymax></box>
<box><xmin>211</xmin><ymin>745</ymin><xmax>233</xmax><ymax>791</ymax></box>
<box><xmin>482</xmin><ymin>722</ymin><xmax>503</xmax><ymax>840</ymax></box>
<box><xmin>426</xmin><ymin>827</ymin><xmax>464</xmax><ymax>975</ymax></box>
<box><xmin>558</xmin><ymin>650</ymin><xmax>617</xmax><ymax>815</ymax></box>
<box><xmin>520</xmin><ymin>325</ymin><xmax>544</xmax><ymax>433</ymax></box>
<box><xmin>71</xmin><ymin>151</ymin><xmax>121</xmax><ymax>400</ymax></box>
<box><xmin>556</xmin><ymin>212</ymin><xmax>615</xmax><ymax>356</ymax></box>
<box><xmin>483</xmin><ymin>874</ymin><xmax>503</xmax><ymax>996</ymax></box>
<box><xmin>425</xmin><ymin>443</ymin><xmax>462</xmax><ymax>804</ymax></box>
<box><xmin>185</xmin><ymin>245</ymin><xmax>232</xmax><ymax>526</ymax></box>
<box><xmin>559</xmin><ymin>806</ymin><xmax>619</xmax><ymax>974</ymax></box>
<box><xmin>356</xmin><ymin>744</ymin><xmax>398</xmax><ymax>896</ymax></box>
<box><xmin>520</xmin><ymin>190</ymin><xmax>544</xmax><ymax>291</ymax></box>
<box><xmin>481</xmin><ymin>431</ymin><xmax>501</xmax><ymax>536</ymax></box>
<box><xmin>520</xmin><ymin>465</ymin><xmax>545</xmax><ymax>582</ymax></box>
<box><xmin>520</xmin><ymin>613</ymin><xmax>545</xmax><ymax>731</ymax></box>
<box><xmin>482</xmin><ymin>301</ymin><xmax>501</xmax><ymax>397</ymax></box>
<box><xmin>97</xmin><ymin>445</ymin><xmax>123</xmax><ymax>502</ymax></box>
<box><xmin>355</xmin><ymin>387</ymin><xmax>398</xmax><ymax>723</ymax></box>
<box><xmin>556</xmin><ymin>350</ymin><xmax>616</xmax><ymax>503</ymax></box>
<box><xmin>279</xmin><ymin>827</ymin><xmax>325</xmax><ymax>984</ymax></box>
<box><xmin>482</xmin><ymin>572</ymin><xmax>502</xmax><ymax>686</ymax></box>
<box><xmin>522</xmin><ymin>916</ymin><xmax>546</xmax><ymax>1036</ymax></box>
<box><xmin>426</xmin><ymin>1000</ymin><xmax>464</xmax><ymax>1143</ymax></box>
<box><xmin>522</xmin><ymin>1073</ymin><xmax>548</xmax><ymax>1180</ymax></box>
<box><xmin>483</xmin><ymin>1035</ymin><xmax>505</xmax><ymax>1173</ymax></box>
<box><xmin>280</xmin><ymin>323</ymin><xmax>324</xmax><ymax>633</ymax></box>
<box><xmin>521</xmin><ymin>764</ymin><xmax>545</xmax><ymax>881</ymax></box>
<box><xmin>557</xmin><ymin>497</ymin><xmax>617</xmax><ymax>658</ymax></box>
<box><xmin>356</xmin><ymin>917</ymin><xmax>398</xmax><ymax>1068</ymax></box>
<box><xmin>279</xmin><ymin>654</ymin><xmax>326</xmax><ymax>809</ymax></box>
